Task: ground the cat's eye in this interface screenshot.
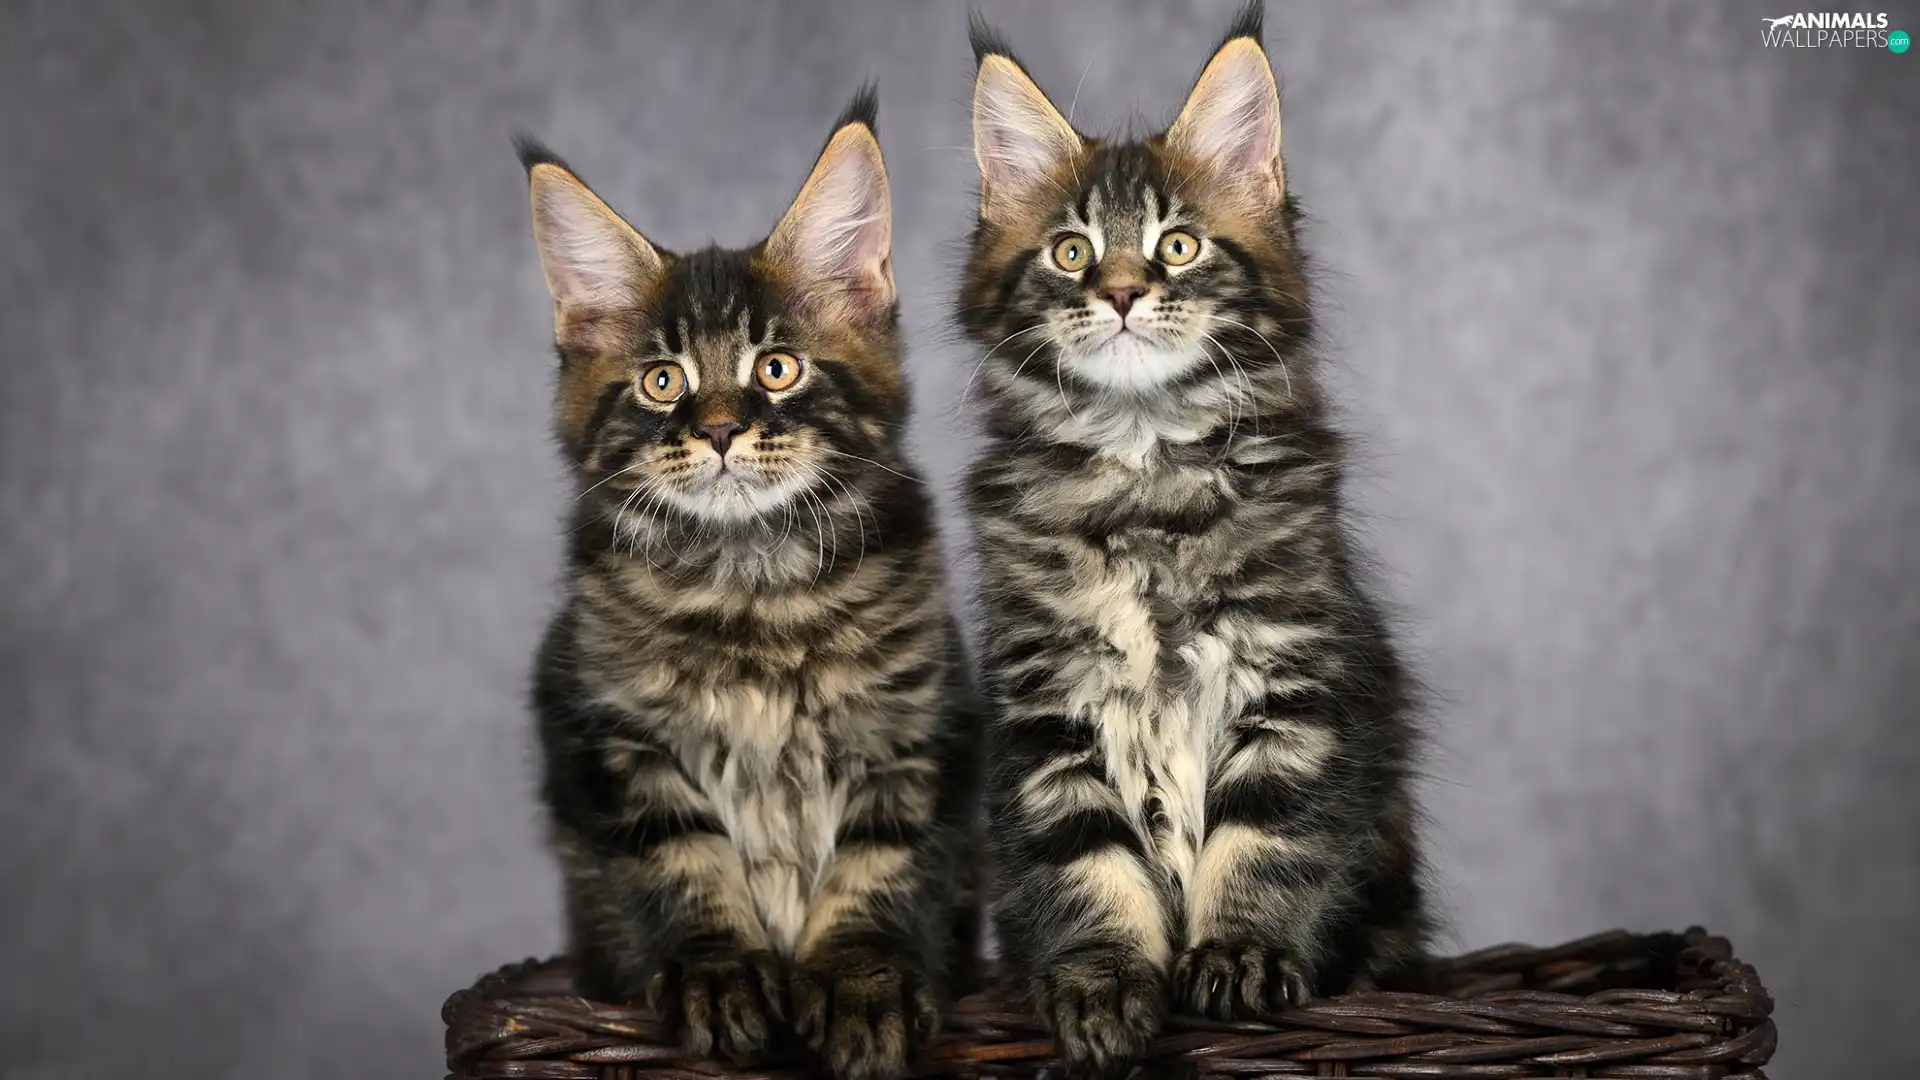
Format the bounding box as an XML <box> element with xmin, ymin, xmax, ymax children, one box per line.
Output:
<box><xmin>755</xmin><ymin>351</ymin><xmax>803</xmax><ymax>393</ymax></box>
<box><xmin>639</xmin><ymin>362</ymin><xmax>686</xmax><ymax>404</ymax></box>
<box><xmin>1051</xmin><ymin>234</ymin><xmax>1092</xmax><ymax>273</ymax></box>
<box><xmin>1157</xmin><ymin>230</ymin><xmax>1200</xmax><ymax>266</ymax></box>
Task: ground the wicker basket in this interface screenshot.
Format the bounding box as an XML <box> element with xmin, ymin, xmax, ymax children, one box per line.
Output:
<box><xmin>444</xmin><ymin>927</ymin><xmax>1774</xmax><ymax>1079</ymax></box>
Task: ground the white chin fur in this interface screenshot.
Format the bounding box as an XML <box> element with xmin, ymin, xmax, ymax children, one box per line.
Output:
<box><xmin>1061</xmin><ymin>333</ymin><xmax>1206</xmax><ymax>392</ymax></box>
<box><xmin>652</xmin><ymin>463</ymin><xmax>813</xmax><ymax>525</ymax></box>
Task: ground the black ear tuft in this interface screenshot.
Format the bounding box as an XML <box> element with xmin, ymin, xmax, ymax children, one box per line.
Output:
<box><xmin>833</xmin><ymin>82</ymin><xmax>880</xmax><ymax>134</ymax></box>
<box><xmin>968</xmin><ymin>10</ymin><xmax>1017</xmax><ymax>66</ymax></box>
<box><xmin>514</xmin><ymin>134</ymin><xmax>576</xmax><ymax>177</ymax></box>
<box><xmin>1218</xmin><ymin>0</ymin><xmax>1265</xmax><ymax>50</ymax></box>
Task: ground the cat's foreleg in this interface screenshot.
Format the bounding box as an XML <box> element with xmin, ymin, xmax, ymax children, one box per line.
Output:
<box><xmin>991</xmin><ymin>712</ymin><xmax>1170</xmax><ymax>1077</ymax></box>
<box><xmin>546</xmin><ymin>724</ymin><xmax>782</xmax><ymax>1061</ymax></box>
<box><xmin>1176</xmin><ymin>696</ymin><xmax>1359</xmax><ymax>1018</ymax></box>
<box><xmin>789</xmin><ymin>754</ymin><xmax>954</xmax><ymax>1080</ymax></box>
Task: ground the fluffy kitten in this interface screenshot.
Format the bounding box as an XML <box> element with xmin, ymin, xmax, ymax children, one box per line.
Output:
<box><xmin>520</xmin><ymin>91</ymin><xmax>983</xmax><ymax>1080</ymax></box>
<box><xmin>960</xmin><ymin>8</ymin><xmax>1427</xmax><ymax>1074</ymax></box>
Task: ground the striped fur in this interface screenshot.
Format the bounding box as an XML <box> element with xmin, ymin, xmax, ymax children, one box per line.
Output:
<box><xmin>522</xmin><ymin>92</ymin><xmax>985</xmax><ymax>1080</ymax></box>
<box><xmin>960</xmin><ymin>8</ymin><xmax>1427</xmax><ymax>1074</ymax></box>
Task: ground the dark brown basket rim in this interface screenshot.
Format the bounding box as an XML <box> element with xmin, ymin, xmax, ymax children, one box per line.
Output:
<box><xmin>445</xmin><ymin>926</ymin><xmax>1774</xmax><ymax>1079</ymax></box>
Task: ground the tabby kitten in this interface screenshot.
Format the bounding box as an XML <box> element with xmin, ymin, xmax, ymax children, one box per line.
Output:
<box><xmin>960</xmin><ymin>8</ymin><xmax>1427</xmax><ymax>1074</ymax></box>
<box><xmin>520</xmin><ymin>91</ymin><xmax>983</xmax><ymax>1080</ymax></box>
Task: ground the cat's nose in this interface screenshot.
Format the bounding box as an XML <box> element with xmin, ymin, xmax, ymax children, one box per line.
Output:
<box><xmin>697</xmin><ymin>420</ymin><xmax>745</xmax><ymax>456</ymax></box>
<box><xmin>1101</xmin><ymin>284</ymin><xmax>1148</xmax><ymax>318</ymax></box>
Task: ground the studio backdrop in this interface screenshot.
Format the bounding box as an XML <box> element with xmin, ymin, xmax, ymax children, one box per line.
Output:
<box><xmin>2</xmin><ymin>2</ymin><xmax>1915</xmax><ymax>1077</ymax></box>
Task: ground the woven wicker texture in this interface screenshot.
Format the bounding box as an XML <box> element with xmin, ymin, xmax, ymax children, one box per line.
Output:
<box><xmin>444</xmin><ymin>927</ymin><xmax>1774</xmax><ymax>1080</ymax></box>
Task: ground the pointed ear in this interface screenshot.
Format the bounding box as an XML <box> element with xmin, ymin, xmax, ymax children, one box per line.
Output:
<box><xmin>522</xmin><ymin>145</ymin><xmax>665</xmax><ymax>341</ymax></box>
<box><xmin>765</xmin><ymin>103</ymin><xmax>894</xmax><ymax>324</ymax></box>
<box><xmin>1166</xmin><ymin>32</ymin><xmax>1284</xmax><ymax>205</ymax></box>
<box><xmin>971</xmin><ymin>49</ymin><xmax>1083</xmax><ymax>222</ymax></box>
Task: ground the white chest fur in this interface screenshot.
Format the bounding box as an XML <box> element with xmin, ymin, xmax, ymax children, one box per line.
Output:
<box><xmin>680</xmin><ymin>681</ymin><xmax>849</xmax><ymax>954</ymax></box>
<box><xmin>600</xmin><ymin>670</ymin><xmax>853</xmax><ymax>955</ymax></box>
<box><xmin>1056</xmin><ymin>543</ymin><xmax>1303</xmax><ymax>899</ymax></box>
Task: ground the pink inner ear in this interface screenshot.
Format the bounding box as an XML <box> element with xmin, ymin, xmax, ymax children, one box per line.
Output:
<box><xmin>973</xmin><ymin>56</ymin><xmax>1081</xmax><ymax>206</ymax></box>
<box><xmin>530</xmin><ymin>172</ymin><xmax>658</xmax><ymax>320</ymax></box>
<box><xmin>1173</xmin><ymin>42</ymin><xmax>1282</xmax><ymax>190</ymax></box>
<box><xmin>835</xmin><ymin>169</ymin><xmax>890</xmax><ymax>279</ymax></box>
<box><xmin>773</xmin><ymin>131</ymin><xmax>895</xmax><ymax>313</ymax></box>
<box><xmin>807</xmin><ymin>161</ymin><xmax>890</xmax><ymax>288</ymax></box>
<box><xmin>1203</xmin><ymin>91</ymin><xmax>1279</xmax><ymax>177</ymax></box>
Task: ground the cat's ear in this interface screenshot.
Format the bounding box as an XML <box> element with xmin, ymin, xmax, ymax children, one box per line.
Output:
<box><xmin>764</xmin><ymin>87</ymin><xmax>894</xmax><ymax>325</ymax></box>
<box><xmin>520</xmin><ymin>139</ymin><xmax>666</xmax><ymax>343</ymax></box>
<box><xmin>970</xmin><ymin>17</ymin><xmax>1083</xmax><ymax>223</ymax></box>
<box><xmin>1167</xmin><ymin>3</ymin><xmax>1284</xmax><ymax>206</ymax></box>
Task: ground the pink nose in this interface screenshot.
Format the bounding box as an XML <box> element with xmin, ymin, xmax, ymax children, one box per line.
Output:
<box><xmin>698</xmin><ymin>420</ymin><xmax>744</xmax><ymax>456</ymax></box>
<box><xmin>1101</xmin><ymin>284</ymin><xmax>1147</xmax><ymax>317</ymax></box>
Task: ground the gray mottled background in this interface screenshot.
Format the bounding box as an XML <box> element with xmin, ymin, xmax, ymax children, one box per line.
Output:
<box><xmin>2</xmin><ymin>1</ymin><xmax>1915</xmax><ymax>1076</ymax></box>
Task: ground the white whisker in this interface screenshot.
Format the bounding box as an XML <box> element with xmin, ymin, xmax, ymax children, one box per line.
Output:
<box><xmin>955</xmin><ymin>323</ymin><xmax>1049</xmax><ymax>413</ymax></box>
<box><xmin>813</xmin><ymin>445</ymin><xmax>913</xmax><ymax>482</ymax></box>
<box><xmin>575</xmin><ymin>455</ymin><xmax>649</xmax><ymax>502</ymax></box>
<box><xmin>1211</xmin><ymin>314</ymin><xmax>1293</xmax><ymax>400</ymax></box>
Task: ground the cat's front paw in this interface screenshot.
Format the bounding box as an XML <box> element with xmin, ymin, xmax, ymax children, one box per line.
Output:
<box><xmin>1032</xmin><ymin>950</ymin><xmax>1163</xmax><ymax>1078</ymax></box>
<box><xmin>791</xmin><ymin>948</ymin><xmax>938</xmax><ymax>1080</ymax></box>
<box><xmin>651</xmin><ymin>948</ymin><xmax>785</xmax><ymax>1062</ymax></box>
<box><xmin>1171</xmin><ymin>941</ymin><xmax>1312</xmax><ymax>1020</ymax></box>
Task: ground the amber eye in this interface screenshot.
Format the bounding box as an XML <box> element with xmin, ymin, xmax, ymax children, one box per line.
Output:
<box><xmin>1050</xmin><ymin>234</ymin><xmax>1092</xmax><ymax>272</ymax></box>
<box><xmin>1156</xmin><ymin>230</ymin><xmax>1200</xmax><ymax>266</ymax></box>
<box><xmin>639</xmin><ymin>362</ymin><xmax>686</xmax><ymax>404</ymax></box>
<box><xmin>755</xmin><ymin>351</ymin><xmax>803</xmax><ymax>392</ymax></box>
